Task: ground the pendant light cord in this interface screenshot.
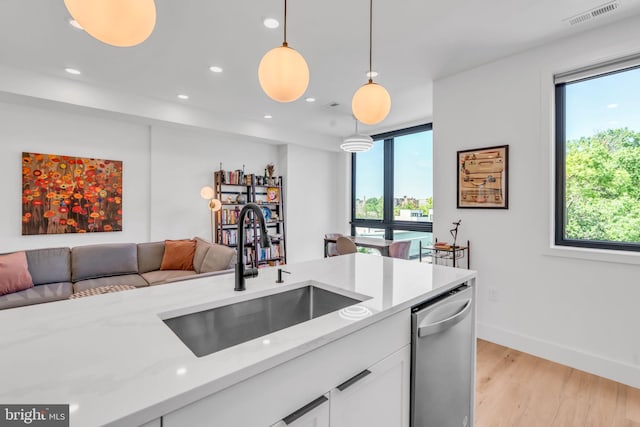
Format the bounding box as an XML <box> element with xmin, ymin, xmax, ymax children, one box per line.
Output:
<box><xmin>369</xmin><ymin>0</ymin><xmax>373</xmax><ymax>83</ymax></box>
<box><xmin>283</xmin><ymin>0</ymin><xmax>288</xmax><ymax>47</ymax></box>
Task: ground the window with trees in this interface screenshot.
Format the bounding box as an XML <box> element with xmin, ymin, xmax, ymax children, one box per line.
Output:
<box><xmin>555</xmin><ymin>57</ymin><xmax>640</xmax><ymax>251</ymax></box>
<box><xmin>352</xmin><ymin>124</ymin><xmax>432</xmax><ymax>257</ymax></box>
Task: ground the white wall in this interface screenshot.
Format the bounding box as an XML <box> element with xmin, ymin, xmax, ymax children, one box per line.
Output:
<box><xmin>433</xmin><ymin>15</ymin><xmax>640</xmax><ymax>387</ymax></box>
<box><xmin>0</xmin><ymin>101</ymin><xmax>150</xmax><ymax>251</ymax></box>
<box><xmin>149</xmin><ymin>125</ymin><xmax>281</xmax><ymax>242</ymax></box>
<box><xmin>0</xmin><ymin>100</ymin><xmax>343</xmax><ymax>267</ymax></box>
<box><xmin>284</xmin><ymin>144</ymin><xmax>343</xmax><ymax>262</ymax></box>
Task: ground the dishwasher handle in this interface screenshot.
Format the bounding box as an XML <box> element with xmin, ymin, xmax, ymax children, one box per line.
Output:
<box><xmin>418</xmin><ymin>299</ymin><xmax>472</xmax><ymax>338</ymax></box>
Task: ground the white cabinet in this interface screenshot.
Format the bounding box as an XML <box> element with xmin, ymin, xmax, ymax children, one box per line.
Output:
<box><xmin>163</xmin><ymin>310</ymin><xmax>411</xmax><ymax>427</ymax></box>
<box><xmin>270</xmin><ymin>394</ymin><xmax>330</xmax><ymax>427</ymax></box>
<box><xmin>330</xmin><ymin>345</ymin><xmax>410</xmax><ymax>427</ymax></box>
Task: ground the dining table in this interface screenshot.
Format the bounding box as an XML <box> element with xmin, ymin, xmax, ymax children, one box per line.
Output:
<box><xmin>323</xmin><ymin>235</ymin><xmax>395</xmax><ymax>257</ymax></box>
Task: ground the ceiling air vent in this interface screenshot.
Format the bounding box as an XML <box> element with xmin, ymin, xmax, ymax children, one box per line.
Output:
<box><xmin>566</xmin><ymin>1</ymin><xmax>620</xmax><ymax>26</ymax></box>
<box><xmin>568</xmin><ymin>13</ymin><xmax>592</xmax><ymax>26</ymax></box>
<box><xmin>591</xmin><ymin>1</ymin><xmax>619</xmax><ymax>17</ymax></box>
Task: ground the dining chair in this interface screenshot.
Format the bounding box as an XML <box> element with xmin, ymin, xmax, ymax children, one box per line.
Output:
<box><xmin>324</xmin><ymin>233</ymin><xmax>343</xmax><ymax>257</ymax></box>
<box><xmin>336</xmin><ymin>236</ymin><xmax>358</xmax><ymax>255</ymax></box>
<box><xmin>389</xmin><ymin>240</ymin><xmax>411</xmax><ymax>260</ymax></box>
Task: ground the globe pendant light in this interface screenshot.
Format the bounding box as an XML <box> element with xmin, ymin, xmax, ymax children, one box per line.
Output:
<box><xmin>351</xmin><ymin>0</ymin><xmax>391</xmax><ymax>125</ymax></box>
<box><xmin>341</xmin><ymin>117</ymin><xmax>374</xmax><ymax>153</ymax></box>
<box><xmin>64</xmin><ymin>0</ymin><xmax>156</xmax><ymax>47</ymax></box>
<box><xmin>258</xmin><ymin>0</ymin><xmax>310</xmax><ymax>102</ymax></box>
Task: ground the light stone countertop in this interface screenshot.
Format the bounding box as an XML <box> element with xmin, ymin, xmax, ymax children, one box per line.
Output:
<box><xmin>0</xmin><ymin>254</ymin><xmax>476</xmax><ymax>426</ymax></box>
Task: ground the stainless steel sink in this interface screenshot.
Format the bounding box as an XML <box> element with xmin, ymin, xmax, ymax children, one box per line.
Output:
<box><xmin>163</xmin><ymin>285</ymin><xmax>362</xmax><ymax>357</ymax></box>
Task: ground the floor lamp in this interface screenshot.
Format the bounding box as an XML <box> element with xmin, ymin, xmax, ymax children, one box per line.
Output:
<box><xmin>200</xmin><ymin>186</ymin><xmax>221</xmax><ymax>243</ymax></box>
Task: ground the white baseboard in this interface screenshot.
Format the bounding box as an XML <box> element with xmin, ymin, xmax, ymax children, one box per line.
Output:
<box><xmin>477</xmin><ymin>321</ymin><xmax>640</xmax><ymax>389</ymax></box>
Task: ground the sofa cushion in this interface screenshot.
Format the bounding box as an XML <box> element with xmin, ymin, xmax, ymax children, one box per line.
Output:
<box><xmin>141</xmin><ymin>270</ymin><xmax>197</xmax><ymax>285</ymax></box>
<box><xmin>73</xmin><ymin>274</ymin><xmax>148</xmax><ymax>293</ymax></box>
<box><xmin>0</xmin><ymin>252</ymin><xmax>34</xmax><ymax>296</ymax></box>
<box><xmin>72</xmin><ymin>243</ymin><xmax>138</xmax><ymax>282</ymax></box>
<box><xmin>193</xmin><ymin>237</ymin><xmax>211</xmax><ymax>274</ymax></box>
<box><xmin>137</xmin><ymin>241</ymin><xmax>165</xmax><ymax>274</ymax></box>
<box><xmin>199</xmin><ymin>243</ymin><xmax>237</xmax><ymax>273</ymax></box>
<box><xmin>160</xmin><ymin>240</ymin><xmax>196</xmax><ymax>271</ymax></box>
<box><xmin>25</xmin><ymin>247</ymin><xmax>71</xmax><ymax>285</ymax></box>
<box><xmin>0</xmin><ymin>282</ymin><xmax>72</xmax><ymax>310</ymax></box>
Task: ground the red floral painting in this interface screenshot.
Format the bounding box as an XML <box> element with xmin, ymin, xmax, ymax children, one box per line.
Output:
<box><xmin>22</xmin><ymin>152</ymin><xmax>123</xmax><ymax>235</ymax></box>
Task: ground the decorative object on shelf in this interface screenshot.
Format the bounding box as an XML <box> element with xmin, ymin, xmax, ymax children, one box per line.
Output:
<box><xmin>457</xmin><ymin>145</ymin><xmax>508</xmax><ymax>209</ymax></box>
<box><xmin>258</xmin><ymin>0</ymin><xmax>309</xmax><ymax>102</ymax></box>
<box><xmin>266</xmin><ymin>187</ymin><xmax>280</xmax><ymax>203</ymax></box>
<box><xmin>341</xmin><ymin>116</ymin><xmax>374</xmax><ymax>153</ymax></box>
<box><xmin>266</xmin><ymin>163</ymin><xmax>275</xmax><ymax>185</ymax></box>
<box><xmin>200</xmin><ymin>186</ymin><xmax>222</xmax><ymax>243</ymax></box>
<box><xmin>351</xmin><ymin>0</ymin><xmax>391</xmax><ymax>125</ymax></box>
<box><xmin>261</xmin><ymin>207</ymin><xmax>272</xmax><ymax>221</ymax></box>
<box><xmin>236</xmin><ymin>193</ymin><xmax>246</xmax><ymax>204</ymax></box>
<box><xmin>64</xmin><ymin>0</ymin><xmax>156</xmax><ymax>47</ymax></box>
<box><xmin>22</xmin><ymin>152</ymin><xmax>123</xmax><ymax>235</ymax></box>
<box><xmin>450</xmin><ymin>219</ymin><xmax>461</xmax><ymax>248</ymax></box>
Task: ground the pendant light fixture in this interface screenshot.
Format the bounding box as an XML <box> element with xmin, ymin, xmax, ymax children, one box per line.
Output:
<box><xmin>341</xmin><ymin>117</ymin><xmax>374</xmax><ymax>153</ymax></box>
<box><xmin>64</xmin><ymin>0</ymin><xmax>156</xmax><ymax>47</ymax></box>
<box><xmin>351</xmin><ymin>0</ymin><xmax>391</xmax><ymax>125</ymax></box>
<box><xmin>258</xmin><ymin>0</ymin><xmax>310</xmax><ymax>102</ymax></box>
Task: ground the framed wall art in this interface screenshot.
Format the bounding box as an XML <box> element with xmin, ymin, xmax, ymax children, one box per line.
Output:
<box><xmin>22</xmin><ymin>152</ymin><xmax>123</xmax><ymax>235</ymax></box>
<box><xmin>457</xmin><ymin>145</ymin><xmax>508</xmax><ymax>209</ymax></box>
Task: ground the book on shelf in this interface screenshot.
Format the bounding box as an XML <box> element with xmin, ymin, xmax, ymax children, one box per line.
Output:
<box><xmin>219</xmin><ymin>208</ymin><xmax>241</xmax><ymax>225</ymax></box>
<box><xmin>219</xmin><ymin>170</ymin><xmax>253</xmax><ymax>186</ymax></box>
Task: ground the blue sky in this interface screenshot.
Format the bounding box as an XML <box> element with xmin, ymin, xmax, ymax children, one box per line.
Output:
<box><xmin>355</xmin><ymin>130</ymin><xmax>433</xmax><ymax>200</ymax></box>
<box><xmin>566</xmin><ymin>67</ymin><xmax>640</xmax><ymax>140</ymax></box>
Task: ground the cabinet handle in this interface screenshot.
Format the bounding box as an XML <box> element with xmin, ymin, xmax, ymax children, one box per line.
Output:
<box><xmin>281</xmin><ymin>395</ymin><xmax>328</xmax><ymax>425</ymax></box>
<box><xmin>336</xmin><ymin>369</ymin><xmax>372</xmax><ymax>391</ymax></box>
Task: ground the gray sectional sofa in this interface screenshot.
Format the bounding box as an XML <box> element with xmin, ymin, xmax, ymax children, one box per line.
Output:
<box><xmin>0</xmin><ymin>238</ymin><xmax>236</xmax><ymax>310</ymax></box>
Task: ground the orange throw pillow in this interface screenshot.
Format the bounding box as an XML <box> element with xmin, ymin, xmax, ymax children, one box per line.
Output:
<box><xmin>160</xmin><ymin>240</ymin><xmax>196</xmax><ymax>271</ymax></box>
<box><xmin>0</xmin><ymin>251</ymin><xmax>34</xmax><ymax>296</ymax></box>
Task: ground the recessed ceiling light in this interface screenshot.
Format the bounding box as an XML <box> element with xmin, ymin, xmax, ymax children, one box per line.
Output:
<box><xmin>607</xmin><ymin>103</ymin><xmax>618</xmax><ymax>109</ymax></box>
<box><xmin>366</xmin><ymin>71</ymin><xmax>379</xmax><ymax>78</ymax></box>
<box><xmin>177</xmin><ymin>94</ymin><xmax>189</xmax><ymax>100</ymax></box>
<box><xmin>209</xmin><ymin>66</ymin><xmax>223</xmax><ymax>73</ymax></box>
<box><xmin>68</xmin><ymin>18</ymin><xmax>84</xmax><ymax>30</ymax></box>
<box><xmin>65</xmin><ymin>68</ymin><xmax>81</xmax><ymax>75</ymax></box>
<box><xmin>263</xmin><ymin>18</ymin><xmax>280</xmax><ymax>29</ymax></box>
<box><xmin>264</xmin><ymin>114</ymin><xmax>273</xmax><ymax>119</ymax></box>
<box><xmin>305</xmin><ymin>97</ymin><xmax>316</xmax><ymax>103</ymax></box>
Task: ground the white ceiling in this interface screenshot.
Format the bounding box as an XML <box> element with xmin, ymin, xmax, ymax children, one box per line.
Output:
<box><xmin>1</xmin><ymin>0</ymin><xmax>639</xmax><ymax>142</ymax></box>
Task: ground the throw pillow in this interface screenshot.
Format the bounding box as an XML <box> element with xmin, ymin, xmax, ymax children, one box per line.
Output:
<box><xmin>192</xmin><ymin>237</ymin><xmax>212</xmax><ymax>274</ymax></box>
<box><xmin>160</xmin><ymin>240</ymin><xmax>196</xmax><ymax>271</ymax></box>
<box><xmin>0</xmin><ymin>251</ymin><xmax>34</xmax><ymax>296</ymax></box>
<box><xmin>199</xmin><ymin>243</ymin><xmax>236</xmax><ymax>273</ymax></box>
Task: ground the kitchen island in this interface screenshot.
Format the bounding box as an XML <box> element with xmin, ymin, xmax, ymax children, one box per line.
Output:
<box><xmin>0</xmin><ymin>253</ymin><xmax>476</xmax><ymax>427</ymax></box>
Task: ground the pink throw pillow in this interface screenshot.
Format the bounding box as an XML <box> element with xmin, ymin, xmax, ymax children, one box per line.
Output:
<box><xmin>0</xmin><ymin>251</ymin><xmax>34</xmax><ymax>296</ymax></box>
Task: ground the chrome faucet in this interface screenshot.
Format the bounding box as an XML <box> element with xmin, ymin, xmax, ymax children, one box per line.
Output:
<box><xmin>235</xmin><ymin>203</ymin><xmax>272</xmax><ymax>291</ymax></box>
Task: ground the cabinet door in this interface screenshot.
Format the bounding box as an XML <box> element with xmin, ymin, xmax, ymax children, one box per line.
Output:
<box><xmin>271</xmin><ymin>394</ymin><xmax>330</xmax><ymax>427</ymax></box>
<box><xmin>330</xmin><ymin>345</ymin><xmax>410</xmax><ymax>427</ymax></box>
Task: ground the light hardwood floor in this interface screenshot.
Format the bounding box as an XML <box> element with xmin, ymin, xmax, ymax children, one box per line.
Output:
<box><xmin>475</xmin><ymin>339</ymin><xmax>640</xmax><ymax>427</ymax></box>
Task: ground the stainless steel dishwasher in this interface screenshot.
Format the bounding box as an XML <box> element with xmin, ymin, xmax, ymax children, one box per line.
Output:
<box><xmin>411</xmin><ymin>284</ymin><xmax>474</xmax><ymax>427</ymax></box>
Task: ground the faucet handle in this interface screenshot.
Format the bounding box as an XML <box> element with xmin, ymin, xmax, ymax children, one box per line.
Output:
<box><xmin>276</xmin><ymin>268</ymin><xmax>291</xmax><ymax>283</ymax></box>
